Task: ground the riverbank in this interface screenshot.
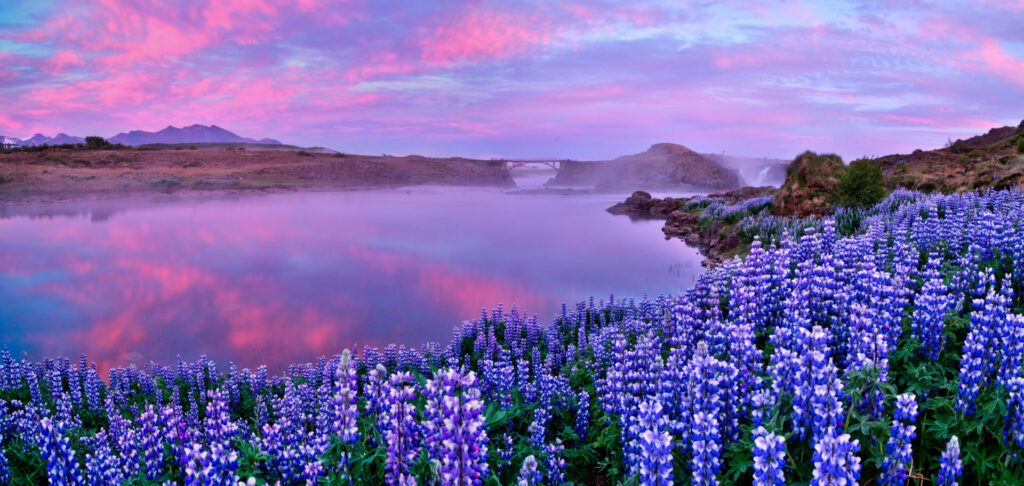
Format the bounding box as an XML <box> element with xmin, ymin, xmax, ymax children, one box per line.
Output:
<box><xmin>0</xmin><ymin>146</ymin><xmax>513</xmax><ymax>202</ymax></box>
<box><xmin>608</xmin><ymin>187</ymin><xmax>774</xmax><ymax>266</ymax></box>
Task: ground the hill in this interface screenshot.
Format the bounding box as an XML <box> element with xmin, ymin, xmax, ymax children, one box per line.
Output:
<box><xmin>548</xmin><ymin>143</ymin><xmax>742</xmax><ymax>191</ymax></box>
<box><xmin>879</xmin><ymin>119</ymin><xmax>1024</xmax><ymax>192</ymax></box>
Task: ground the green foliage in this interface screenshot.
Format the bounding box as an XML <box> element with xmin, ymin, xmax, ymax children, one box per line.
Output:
<box><xmin>837</xmin><ymin>158</ymin><xmax>887</xmax><ymax>206</ymax></box>
<box><xmin>1016</xmin><ymin>135</ymin><xmax>1024</xmax><ymax>154</ymax></box>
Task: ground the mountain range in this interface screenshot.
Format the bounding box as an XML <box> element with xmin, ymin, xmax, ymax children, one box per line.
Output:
<box><xmin>0</xmin><ymin>124</ymin><xmax>281</xmax><ymax>147</ymax></box>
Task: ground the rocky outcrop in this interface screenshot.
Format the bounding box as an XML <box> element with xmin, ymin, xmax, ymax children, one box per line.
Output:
<box><xmin>549</xmin><ymin>143</ymin><xmax>742</xmax><ymax>191</ymax></box>
<box><xmin>606</xmin><ymin>190</ymin><xmax>684</xmax><ymax>218</ymax></box>
<box><xmin>608</xmin><ymin>187</ymin><xmax>775</xmax><ymax>266</ymax></box>
<box><xmin>771</xmin><ymin>151</ymin><xmax>845</xmax><ymax>216</ymax></box>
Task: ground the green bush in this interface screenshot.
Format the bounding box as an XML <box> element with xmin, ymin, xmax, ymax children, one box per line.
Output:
<box><xmin>836</xmin><ymin>158</ymin><xmax>887</xmax><ymax>206</ymax></box>
<box><xmin>1016</xmin><ymin>135</ymin><xmax>1024</xmax><ymax>153</ymax></box>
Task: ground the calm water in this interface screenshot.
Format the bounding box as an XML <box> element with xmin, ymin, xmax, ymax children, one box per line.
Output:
<box><xmin>0</xmin><ymin>179</ymin><xmax>704</xmax><ymax>372</ymax></box>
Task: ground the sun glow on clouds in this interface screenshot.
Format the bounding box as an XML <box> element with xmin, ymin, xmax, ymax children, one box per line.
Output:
<box><xmin>0</xmin><ymin>0</ymin><xmax>1022</xmax><ymax>159</ymax></box>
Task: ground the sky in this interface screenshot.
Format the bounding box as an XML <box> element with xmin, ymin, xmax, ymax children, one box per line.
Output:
<box><xmin>1</xmin><ymin>0</ymin><xmax>1023</xmax><ymax>161</ymax></box>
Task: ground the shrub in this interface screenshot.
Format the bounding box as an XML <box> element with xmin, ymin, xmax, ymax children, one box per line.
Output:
<box><xmin>84</xmin><ymin>136</ymin><xmax>113</xmax><ymax>150</ymax></box>
<box><xmin>1016</xmin><ymin>135</ymin><xmax>1024</xmax><ymax>154</ymax></box>
<box><xmin>837</xmin><ymin>158</ymin><xmax>887</xmax><ymax>206</ymax></box>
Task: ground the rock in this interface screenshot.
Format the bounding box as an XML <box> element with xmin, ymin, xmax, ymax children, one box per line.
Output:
<box><xmin>607</xmin><ymin>191</ymin><xmax>680</xmax><ymax>218</ymax></box>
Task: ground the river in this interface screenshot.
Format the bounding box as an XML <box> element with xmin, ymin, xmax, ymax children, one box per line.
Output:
<box><xmin>0</xmin><ymin>174</ymin><xmax>705</xmax><ymax>372</ymax></box>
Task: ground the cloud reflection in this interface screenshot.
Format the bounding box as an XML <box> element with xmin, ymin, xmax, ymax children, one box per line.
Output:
<box><xmin>0</xmin><ymin>191</ymin><xmax>696</xmax><ymax>373</ymax></box>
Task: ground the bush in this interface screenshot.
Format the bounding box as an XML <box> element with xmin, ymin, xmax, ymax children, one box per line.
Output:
<box><xmin>1016</xmin><ymin>135</ymin><xmax>1024</xmax><ymax>154</ymax></box>
<box><xmin>836</xmin><ymin>158</ymin><xmax>887</xmax><ymax>206</ymax></box>
<box><xmin>85</xmin><ymin>136</ymin><xmax>112</xmax><ymax>150</ymax></box>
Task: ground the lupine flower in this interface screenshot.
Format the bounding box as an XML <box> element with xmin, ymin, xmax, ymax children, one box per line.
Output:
<box><xmin>517</xmin><ymin>455</ymin><xmax>542</xmax><ymax>486</ymax></box>
<box><xmin>937</xmin><ymin>436</ymin><xmax>962</xmax><ymax>486</ymax></box>
<box><xmin>811</xmin><ymin>428</ymin><xmax>861</xmax><ymax>486</ymax></box>
<box><xmin>880</xmin><ymin>393</ymin><xmax>918</xmax><ymax>485</ymax></box>
<box><xmin>424</xmin><ymin>368</ymin><xmax>489</xmax><ymax>485</ymax></box>
<box><xmin>384</xmin><ymin>371</ymin><xmax>420</xmax><ymax>485</ymax></box>
<box><xmin>526</xmin><ymin>405</ymin><xmax>551</xmax><ymax>450</ymax></box>
<box><xmin>635</xmin><ymin>398</ymin><xmax>673</xmax><ymax>486</ymax></box>
<box><xmin>333</xmin><ymin>350</ymin><xmax>361</xmax><ymax>479</ymax></box>
<box><xmin>691</xmin><ymin>411</ymin><xmax>720</xmax><ymax>486</ymax></box>
<box><xmin>913</xmin><ymin>269</ymin><xmax>952</xmax><ymax>360</ymax></box>
<box><xmin>84</xmin><ymin>429</ymin><xmax>123</xmax><ymax>485</ymax></box>
<box><xmin>752</xmin><ymin>426</ymin><xmax>785</xmax><ymax>486</ymax></box>
<box><xmin>0</xmin><ymin>432</ymin><xmax>8</xmax><ymax>485</ymax></box>
<box><xmin>544</xmin><ymin>439</ymin><xmax>567</xmax><ymax>485</ymax></box>
<box><xmin>39</xmin><ymin>417</ymin><xmax>85</xmax><ymax>485</ymax></box>
<box><xmin>575</xmin><ymin>390</ymin><xmax>591</xmax><ymax>440</ymax></box>
<box><xmin>137</xmin><ymin>404</ymin><xmax>165</xmax><ymax>480</ymax></box>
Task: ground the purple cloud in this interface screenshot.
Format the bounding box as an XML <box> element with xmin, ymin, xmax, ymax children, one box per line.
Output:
<box><xmin>0</xmin><ymin>0</ymin><xmax>1021</xmax><ymax>160</ymax></box>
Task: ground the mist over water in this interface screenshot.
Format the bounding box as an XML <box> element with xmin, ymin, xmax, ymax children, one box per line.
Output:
<box><xmin>0</xmin><ymin>182</ymin><xmax>705</xmax><ymax>372</ymax></box>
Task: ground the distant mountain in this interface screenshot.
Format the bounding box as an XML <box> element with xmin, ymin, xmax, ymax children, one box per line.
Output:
<box><xmin>15</xmin><ymin>133</ymin><xmax>85</xmax><ymax>146</ymax></box>
<box><xmin>109</xmin><ymin>124</ymin><xmax>282</xmax><ymax>146</ymax></box>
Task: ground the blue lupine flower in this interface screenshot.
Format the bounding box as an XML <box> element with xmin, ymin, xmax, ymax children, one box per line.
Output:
<box><xmin>937</xmin><ymin>436</ymin><xmax>962</xmax><ymax>486</ymax></box>
<box><xmin>635</xmin><ymin>398</ymin><xmax>673</xmax><ymax>486</ymax></box>
<box><xmin>384</xmin><ymin>371</ymin><xmax>420</xmax><ymax>485</ymax></box>
<box><xmin>752</xmin><ymin>426</ymin><xmax>785</xmax><ymax>486</ymax></box>
<box><xmin>544</xmin><ymin>439</ymin><xmax>567</xmax><ymax>485</ymax></box>
<box><xmin>880</xmin><ymin>393</ymin><xmax>918</xmax><ymax>485</ymax></box>
<box><xmin>517</xmin><ymin>455</ymin><xmax>542</xmax><ymax>486</ymax></box>
<box><xmin>424</xmin><ymin>368</ymin><xmax>489</xmax><ymax>485</ymax></box>
<box><xmin>576</xmin><ymin>390</ymin><xmax>591</xmax><ymax>440</ymax></box>
<box><xmin>811</xmin><ymin>428</ymin><xmax>861</xmax><ymax>486</ymax></box>
<box><xmin>39</xmin><ymin>417</ymin><xmax>85</xmax><ymax>485</ymax></box>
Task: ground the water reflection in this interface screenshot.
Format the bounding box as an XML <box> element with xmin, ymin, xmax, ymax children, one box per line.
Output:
<box><xmin>0</xmin><ymin>187</ymin><xmax>704</xmax><ymax>373</ymax></box>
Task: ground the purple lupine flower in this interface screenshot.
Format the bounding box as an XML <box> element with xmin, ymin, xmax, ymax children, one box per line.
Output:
<box><xmin>0</xmin><ymin>431</ymin><xmax>11</xmax><ymax>485</ymax></box>
<box><xmin>84</xmin><ymin>429</ymin><xmax>123</xmax><ymax>485</ymax></box>
<box><xmin>528</xmin><ymin>407</ymin><xmax>550</xmax><ymax>449</ymax></box>
<box><xmin>635</xmin><ymin>398</ymin><xmax>673</xmax><ymax>486</ymax></box>
<box><xmin>492</xmin><ymin>433</ymin><xmax>515</xmax><ymax>475</ymax></box>
<box><xmin>998</xmin><ymin>314</ymin><xmax>1024</xmax><ymax>391</ymax></box>
<box><xmin>517</xmin><ymin>455</ymin><xmax>542</xmax><ymax>486</ymax></box>
<box><xmin>691</xmin><ymin>410</ymin><xmax>720</xmax><ymax>486</ymax></box>
<box><xmin>544</xmin><ymin>439</ymin><xmax>567</xmax><ymax>485</ymax></box>
<box><xmin>937</xmin><ymin>436</ymin><xmax>962</xmax><ymax>486</ymax></box>
<box><xmin>958</xmin><ymin>284</ymin><xmax>1010</xmax><ymax>414</ymax></box>
<box><xmin>137</xmin><ymin>404</ymin><xmax>165</xmax><ymax>480</ymax></box>
<box><xmin>752</xmin><ymin>426</ymin><xmax>785</xmax><ymax>486</ymax></box>
<box><xmin>333</xmin><ymin>350</ymin><xmax>361</xmax><ymax>479</ymax></box>
<box><xmin>880</xmin><ymin>393</ymin><xmax>918</xmax><ymax>485</ymax></box>
<box><xmin>576</xmin><ymin>390</ymin><xmax>591</xmax><ymax>440</ymax></box>
<box><xmin>913</xmin><ymin>264</ymin><xmax>953</xmax><ymax>360</ymax></box>
<box><xmin>424</xmin><ymin>368</ymin><xmax>489</xmax><ymax>485</ymax></box>
<box><xmin>1005</xmin><ymin>376</ymin><xmax>1024</xmax><ymax>449</ymax></box>
<box><xmin>177</xmin><ymin>390</ymin><xmax>240</xmax><ymax>485</ymax></box>
<box><xmin>384</xmin><ymin>371</ymin><xmax>420</xmax><ymax>485</ymax></box>
<box><xmin>810</xmin><ymin>357</ymin><xmax>845</xmax><ymax>445</ymax></box>
<box><xmin>364</xmin><ymin>363</ymin><xmax>389</xmax><ymax>420</ymax></box>
<box><xmin>39</xmin><ymin>417</ymin><xmax>85</xmax><ymax>485</ymax></box>
<box><xmin>811</xmin><ymin>428</ymin><xmax>861</xmax><ymax>486</ymax></box>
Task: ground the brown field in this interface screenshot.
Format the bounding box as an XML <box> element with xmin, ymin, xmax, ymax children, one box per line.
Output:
<box><xmin>0</xmin><ymin>146</ymin><xmax>513</xmax><ymax>202</ymax></box>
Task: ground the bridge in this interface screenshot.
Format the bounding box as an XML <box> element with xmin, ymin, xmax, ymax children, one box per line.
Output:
<box><xmin>496</xmin><ymin>159</ymin><xmax>573</xmax><ymax>170</ymax></box>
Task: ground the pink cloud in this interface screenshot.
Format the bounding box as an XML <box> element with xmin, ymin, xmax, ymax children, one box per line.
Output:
<box><xmin>420</xmin><ymin>8</ymin><xmax>552</xmax><ymax>64</ymax></box>
<box><xmin>45</xmin><ymin>51</ymin><xmax>85</xmax><ymax>73</ymax></box>
<box><xmin>977</xmin><ymin>38</ymin><xmax>1024</xmax><ymax>87</ymax></box>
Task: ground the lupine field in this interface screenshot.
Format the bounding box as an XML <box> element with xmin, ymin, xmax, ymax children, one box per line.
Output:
<box><xmin>4</xmin><ymin>188</ymin><xmax>1024</xmax><ymax>485</ymax></box>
